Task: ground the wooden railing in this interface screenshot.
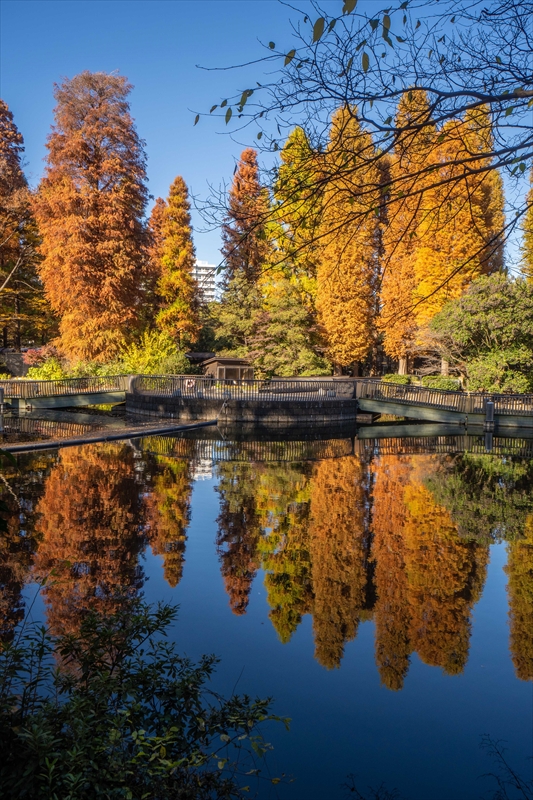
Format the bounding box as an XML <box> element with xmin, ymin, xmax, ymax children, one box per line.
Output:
<box><xmin>1</xmin><ymin>416</ymin><xmax>104</xmax><ymax>440</ymax></box>
<box><xmin>130</xmin><ymin>375</ymin><xmax>355</xmax><ymax>402</ymax></box>
<box><xmin>0</xmin><ymin>375</ymin><xmax>130</xmax><ymax>399</ymax></box>
<box><xmin>355</xmin><ymin>379</ymin><xmax>533</xmax><ymax>416</ymax></box>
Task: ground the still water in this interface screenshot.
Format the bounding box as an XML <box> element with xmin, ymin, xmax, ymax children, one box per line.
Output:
<box><xmin>2</xmin><ymin>428</ymin><xmax>532</xmax><ymax>799</ymax></box>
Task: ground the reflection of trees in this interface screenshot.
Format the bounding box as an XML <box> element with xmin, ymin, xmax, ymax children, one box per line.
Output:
<box><xmin>403</xmin><ymin>471</ymin><xmax>488</xmax><ymax>675</ymax></box>
<box><xmin>145</xmin><ymin>456</ymin><xmax>193</xmax><ymax>588</ymax></box>
<box><xmin>372</xmin><ymin>456</ymin><xmax>489</xmax><ymax>685</ymax></box>
<box><xmin>505</xmin><ymin>518</ymin><xmax>533</xmax><ymax>681</ymax></box>
<box><xmin>426</xmin><ymin>454</ymin><xmax>533</xmax><ymax>542</ymax></box>
<box><xmin>371</xmin><ymin>456</ymin><xmax>412</xmax><ymax>691</ymax></box>
<box><xmin>308</xmin><ymin>456</ymin><xmax>371</xmax><ymax>669</ymax></box>
<box><xmin>0</xmin><ymin>453</ymin><xmax>55</xmax><ymax>643</ymax></box>
<box><xmin>215</xmin><ymin>463</ymin><xmax>261</xmax><ymax>615</ymax></box>
<box><xmin>34</xmin><ymin>444</ymin><xmax>146</xmax><ymax>637</ymax></box>
<box><xmin>256</xmin><ymin>464</ymin><xmax>313</xmax><ymax>643</ymax></box>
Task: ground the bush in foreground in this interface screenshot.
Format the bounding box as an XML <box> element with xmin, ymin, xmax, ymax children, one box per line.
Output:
<box><xmin>0</xmin><ymin>600</ymin><xmax>286</xmax><ymax>799</ymax></box>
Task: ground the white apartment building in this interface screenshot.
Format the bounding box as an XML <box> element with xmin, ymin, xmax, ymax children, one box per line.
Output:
<box><xmin>193</xmin><ymin>260</ymin><xmax>217</xmax><ymax>303</ymax></box>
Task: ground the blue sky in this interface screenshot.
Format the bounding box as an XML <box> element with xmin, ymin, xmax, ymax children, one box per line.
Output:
<box><xmin>0</xmin><ymin>0</ymin><xmax>329</xmax><ymax>265</ymax></box>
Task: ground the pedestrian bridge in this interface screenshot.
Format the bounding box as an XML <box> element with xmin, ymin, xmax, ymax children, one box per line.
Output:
<box><xmin>0</xmin><ymin>375</ymin><xmax>130</xmax><ymax>410</ymax></box>
<box><xmin>2</xmin><ymin>374</ymin><xmax>533</xmax><ymax>429</ymax></box>
<box><xmin>355</xmin><ymin>379</ymin><xmax>533</xmax><ymax>428</ymax></box>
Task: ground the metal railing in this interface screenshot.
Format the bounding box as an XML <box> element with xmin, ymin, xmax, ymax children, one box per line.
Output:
<box><xmin>130</xmin><ymin>375</ymin><xmax>356</xmax><ymax>402</ymax></box>
<box><xmin>355</xmin><ymin>379</ymin><xmax>533</xmax><ymax>416</ymax></box>
<box><xmin>0</xmin><ymin>375</ymin><xmax>130</xmax><ymax>399</ymax></box>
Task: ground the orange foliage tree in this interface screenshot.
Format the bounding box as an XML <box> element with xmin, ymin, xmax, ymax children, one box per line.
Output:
<box><xmin>33</xmin><ymin>72</ymin><xmax>149</xmax><ymax>361</ymax></box>
<box><xmin>315</xmin><ymin>107</ymin><xmax>381</xmax><ymax>371</ymax></box>
<box><xmin>155</xmin><ymin>176</ymin><xmax>200</xmax><ymax>348</ymax></box>
<box><xmin>221</xmin><ymin>148</ymin><xmax>271</xmax><ymax>287</ymax></box>
<box><xmin>308</xmin><ymin>455</ymin><xmax>370</xmax><ymax>669</ymax></box>
<box><xmin>33</xmin><ymin>444</ymin><xmax>146</xmax><ymax>638</ymax></box>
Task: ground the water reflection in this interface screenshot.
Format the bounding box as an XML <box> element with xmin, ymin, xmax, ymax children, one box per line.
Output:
<box><xmin>0</xmin><ymin>432</ymin><xmax>531</xmax><ymax>686</ymax></box>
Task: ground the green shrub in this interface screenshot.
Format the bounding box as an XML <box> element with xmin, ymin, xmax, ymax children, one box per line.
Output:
<box><xmin>118</xmin><ymin>330</ymin><xmax>196</xmax><ymax>375</ymax></box>
<box><xmin>421</xmin><ymin>376</ymin><xmax>461</xmax><ymax>391</ymax></box>
<box><xmin>0</xmin><ymin>600</ymin><xmax>286</xmax><ymax>799</ymax></box>
<box><xmin>382</xmin><ymin>373</ymin><xmax>411</xmax><ymax>385</ymax></box>
<box><xmin>26</xmin><ymin>356</ymin><xmax>69</xmax><ymax>380</ymax></box>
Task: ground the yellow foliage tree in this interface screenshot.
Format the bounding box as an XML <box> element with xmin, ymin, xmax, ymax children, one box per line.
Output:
<box><xmin>522</xmin><ymin>167</ymin><xmax>533</xmax><ymax>281</ymax></box>
<box><xmin>156</xmin><ymin>176</ymin><xmax>200</xmax><ymax>349</ymax></box>
<box><xmin>412</xmin><ymin>107</ymin><xmax>504</xmax><ymax>327</ymax></box>
<box><xmin>315</xmin><ymin>107</ymin><xmax>381</xmax><ymax>371</ymax></box>
<box><xmin>379</xmin><ymin>90</ymin><xmax>436</xmax><ymax>371</ymax></box>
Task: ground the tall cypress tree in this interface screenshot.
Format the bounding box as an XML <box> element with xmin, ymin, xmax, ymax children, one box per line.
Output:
<box><xmin>378</xmin><ymin>89</ymin><xmax>436</xmax><ymax>373</ymax></box>
<box><xmin>221</xmin><ymin>148</ymin><xmax>270</xmax><ymax>286</ymax></box>
<box><xmin>315</xmin><ymin>107</ymin><xmax>381</xmax><ymax>372</ymax></box>
<box><xmin>155</xmin><ymin>176</ymin><xmax>200</xmax><ymax>349</ymax></box>
<box><xmin>33</xmin><ymin>71</ymin><xmax>149</xmax><ymax>362</ymax></box>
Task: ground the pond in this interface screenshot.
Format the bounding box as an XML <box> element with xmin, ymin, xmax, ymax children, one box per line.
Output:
<box><xmin>1</xmin><ymin>425</ymin><xmax>532</xmax><ymax>799</ymax></box>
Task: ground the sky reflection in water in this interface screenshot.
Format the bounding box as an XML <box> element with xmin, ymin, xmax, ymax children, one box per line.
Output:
<box><xmin>3</xmin><ymin>431</ymin><xmax>532</xmax><ymax>800</ymax></box>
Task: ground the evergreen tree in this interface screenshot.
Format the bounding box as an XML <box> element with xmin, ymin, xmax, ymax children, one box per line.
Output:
<box><xmin>0</xmin><ymin>100</ymin><xmax>52</xmax><ymax>349</ymax></box>
<box><xmin>156</xmin><ymin>176</ymin><xmax>200</xmax><ymax>348</ymax></box>
<box><xmin>33</xmin><ymin>72</ymin><xmax>149</xmax><ymax>361</ymax></box>
<box><xmin>315</xmin><ymin>107</ymin><xmax>381</xmax><ymax>371</ymax></box>
<box><xmin>248</xmin><ymin>277</ymin><xmax>328</xmax><ymax>377</ymax></box>
<box><xmin>221</xmin><ymin>148</ymin><xmax>270</xmax><ymax>286</ymax></box>
<box><xmin>379</xmin><ymin>90</ymin><xmax>436</xmax><ymax>372</ymax></box>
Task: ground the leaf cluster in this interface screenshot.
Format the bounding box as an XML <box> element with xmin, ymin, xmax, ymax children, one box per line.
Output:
<box><xmin>0</xmin><ymin>600</ymin><xmax>284</xmax><ymax>799</ymax></box>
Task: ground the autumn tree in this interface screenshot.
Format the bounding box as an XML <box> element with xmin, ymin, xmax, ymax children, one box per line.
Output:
<box><xmin>505</xmin><ymin>518</ymin><xmax>533</xmax><ymax>682</ymax></box>
<box><xmin>0</xmin><ymin>100</ymin><xmax>52</xmax><ymax>349</ymax></box>
<box><xmin>308</xmin><ymin>455</ymin><xmax>371</xmax><ymax>669</ymax></box>
<box><xmin>33</xmin><ymin>71</ymin><xmax>149</xmax><ymax>362</ymax></box>
<box><xmin>145</xmin><ymin>455</ymin><xmax>194</xmax><ymax>588</ymax></box>
<box><xmin>378</xmin><ymin>90</ymin><xmax>435</xmax><ymax>373</ymax></box>
<box><xmin>155</xmin><ymin>176</ymin><xmax>201</xmax><ymax>348</ymax></box>
<box><xmin>273</xmin><ymin>126</ymin><xmax>323</xmax><ymax>305</ymax></box>
<box><xmin>315</xmin><ymin>107</ymin><xmax>381</xmax><ymax>372</ymax></box>
<box><xmin>221</xmin><ymin>148</ymin><xmax>271</xmax><ymax>287</ymax></box>
<box><xmin>33</xmin><ymin>444</ymin><xmax>147</xmax><ymax>638</ymax></box>
<box><xmin>141</xmin><ymin>196</ymin><xmax>167</xmax><ymax>328</ymax></box>
<box><xmin>412</xmin><ymin>108</ymin><xmax>504</xmax><ymax>328</ymax></box>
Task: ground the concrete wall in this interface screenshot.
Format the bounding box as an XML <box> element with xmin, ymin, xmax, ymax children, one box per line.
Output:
<box><xmin>126</xmin><ymin>393</ymin><xmax>357</xmax><ymax>425</ymax></box>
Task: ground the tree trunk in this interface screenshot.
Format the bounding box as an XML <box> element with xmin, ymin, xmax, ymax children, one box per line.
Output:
<box><xmin>441</xmin><ymin>358</ymin><xmax>450</xmax><ymax>376</ymax></box>
<box><xmin>2</xmin><ymin>327</ymin><xmax>7</xmax><ymax>348</ymax></box>
<box><xmin>398</xmin><ymin>356</ymin><xmax>408</xmax><ymax>375</ymax></box>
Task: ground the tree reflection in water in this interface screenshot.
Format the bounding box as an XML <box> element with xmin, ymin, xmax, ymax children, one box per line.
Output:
<box><xmin>0</xmin><ymin>436</ymin><xmax>531</xmax><ymax>685</ymax></box>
